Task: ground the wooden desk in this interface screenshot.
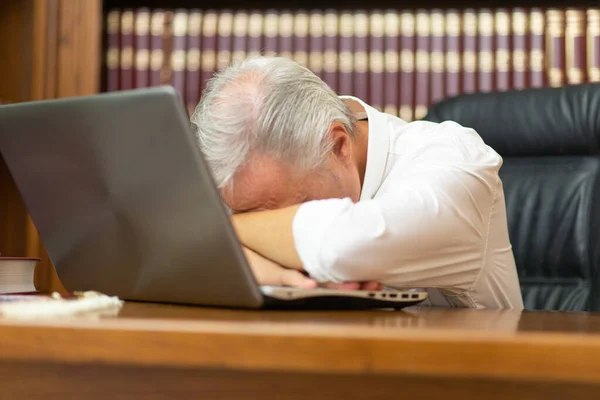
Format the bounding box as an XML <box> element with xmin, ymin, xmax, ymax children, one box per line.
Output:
<box><xmin>2</xmin><ymin>303</ymin><xmax>600</xmax><ymax>399</ymax></box>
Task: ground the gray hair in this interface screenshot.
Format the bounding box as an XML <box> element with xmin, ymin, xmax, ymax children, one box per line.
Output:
<box><xmin>190</xmin><ymin>56</ymin><xmax>355</xmax><ymax>189</ymax></box>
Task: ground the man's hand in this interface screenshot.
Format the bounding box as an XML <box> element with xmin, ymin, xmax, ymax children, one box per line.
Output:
<box><xmin>242</xmin><ymin>246</ymin><xmax>317</xmax><ymax>288</ymax></box>
<box><xmin>242</xmin><ymin>246</ymin><xmax>384</xmax><ymax>290</ymax></box>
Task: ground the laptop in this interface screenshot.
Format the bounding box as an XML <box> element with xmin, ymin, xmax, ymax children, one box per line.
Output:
<box><xmin>0</xmin><ymin>87</ymin><xmax>427</xmax><ymax>310</ymax></box>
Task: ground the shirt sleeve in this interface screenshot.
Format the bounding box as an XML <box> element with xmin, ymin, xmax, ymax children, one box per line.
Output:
<box><xmin>292</xmin><ymin>122</ymin><xmax>502</xmax><ymax>290</ymax></box>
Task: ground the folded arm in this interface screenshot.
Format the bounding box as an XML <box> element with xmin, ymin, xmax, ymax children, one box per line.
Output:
<box><xmin>232</xmin><ymin>205</ymin><xmax>304</xmax><ymax>270</ymax></box>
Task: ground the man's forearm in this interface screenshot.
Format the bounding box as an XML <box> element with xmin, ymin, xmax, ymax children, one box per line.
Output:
<box><xmin>231</xmin><ymin>204</ymin><xmax>304</xmax><ymax>270</ymax></box>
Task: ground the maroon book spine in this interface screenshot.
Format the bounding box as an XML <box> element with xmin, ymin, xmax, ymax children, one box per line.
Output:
<box><xmin>308</xmin><ymin>10</ymin><xmax>325</xmax><ymax>79</ymax></box>
<box><xmin>589</xmin><ymin>9</ymin><xmax>600</xmax><ymax>82</ymax></box>
<box><xmin>353</xmin><ymin>10</ymin><xmax>369</xmax><ymax>102</ymax></box>
<box><xmin>322</xmin><ymin>9</ymin><xmax>338</xmax><ymax>91</ymax></box>
<box><xmin>160</xmin><ymin>11</ymin><xmax>174</xmax><ymax>86</ymax></box>
<box><xmin>293</xmin><ymin>11</ymin><xmax>310</xmax><ymax>68</ymax></box>
<box><xmin>565</xmin><ymin>9</ymin><xmax>586</xmax><ymax>85</ymax></box>
<box><xmin>414</xmin><ymin>9</ymin><xmax>430</xmax><ymax>120</ymax></box>
<box><xmin>338</xmin><ymin>11</ymin><xmax>354</xmax><ymax>96</ymax></box>
<box><xmin>232</xmin><ymin>11</ymin><xmax>249</xmax><ymax>63</ymax></box>
<box><xmin>170</xmin><ymin>9</ymin><xmax>188</xmax><ymax>101</ymax></box>
<box><xmin>383</xmin><ymin>10</ymin><xmax>399</xmax><ymax>116</ymax></box>
<box><xmin>149</xmin><ymin>9</ymin><xmax>165</xmax><ymax>87</ymax></box>
<box><xmin>105</xmin><ymin>9</ymin><xmax>120</xmax><ymax>91</ymax></box>
<box><xmin>216</xmin><ymin>10</ymin><xmax>233</xmax><ymax>71</ymax></box>
<box><xmin>247</xmin><ymin>10</ymin><xmax>264</xmax><ymax>59</ymax></box>
<box><xmin>119</xmin><ymin>9</ymin><xmax>135</xmax><ymax>90</ymax></box>
<box><xmin>368</xmin><ymin>10</ymin><xmax>385</xmax><ymax>111</ymax></box>
<box><xmin>511</xmin><ymin>8</ymin><xmax>528</xmax><ymax>90</ymax></box>
<box><xmin>444</xmin><ymin>9</ymin><xmax>461</xmax><ymax>98</ymax></box>
<box><xmin>200</xmin><ymin>10</ymin><xmax>217</xmax><ymax>93</ymax></box>
<box><xmin>547</xmin><ymin>9</ymin><xmax>566</xmax><ymax>87</ymax></box>
<box><xmin>134</xmin><ymin>8</ymin><xmax>150</xmax><ymax>88</ymax></box>
<box><xmin>263</xmin><ymin>9</ymin><xmax>278</xmax><ymax>58</ymax></box>
<box><xmin>529</xmin><ymin>8</ymin><xmax>546</xmax><ymax>88</ymax></box>
<box><xmin>278</xmin><ymin>11</ymin><xmax>293</xmax><ymax>60</ymax></box>
<box><xmin>477</xmin><ymin>9</ymin><xmax>494</xmax><ymax>93</ymax></box>
<box><xmin>293</xmin><ymin>11</ymin><xmax>309</xmax><ymax>66</ymax></box>
<box><xmin>429</xmin><ymin>9</ymin><xmax>445</xmax><ymax>105</ymax></box>
<box><xmin>186</xmin><ymin>10</ymin><xmax>202</xmax><ymax>115</ymax></box>
<box><xmin>462</xmin><ymin>9</ymin><xmax>477</xmax><ymax>94</ymax></box>
<box><xmin>494</xmin><ymin>9</ymin><xmax>510</xmax><ymax>91</ymax></box>
<box><xmin>399</xmin><ymin>10</ymin><xmax>416</xmax><ymax>121</ymax></box>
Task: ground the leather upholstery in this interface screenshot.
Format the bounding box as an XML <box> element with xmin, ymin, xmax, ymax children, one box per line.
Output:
<box><xmin>424</xmin><ymin>84</ymin><xmax>600</xmax><ymax>311</ymax></box>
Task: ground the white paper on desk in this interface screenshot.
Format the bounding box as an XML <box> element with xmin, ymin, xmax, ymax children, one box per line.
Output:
<box><xmin>0</xmin><ymin>291</ymin><xmax>124</xmax><ymax>320</ymax></box>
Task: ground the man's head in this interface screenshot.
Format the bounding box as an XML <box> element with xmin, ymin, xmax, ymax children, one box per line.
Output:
<box><xmin>191</xmin><ymin>57</ymin><xmax>363</xmax><ymax>213</ymax></box>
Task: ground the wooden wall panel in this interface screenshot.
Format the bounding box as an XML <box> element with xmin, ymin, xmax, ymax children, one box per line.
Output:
<box><xmin>0</xmin><ymin>0</ymin><xmax>101</xmax><ymax>293</ymax></box>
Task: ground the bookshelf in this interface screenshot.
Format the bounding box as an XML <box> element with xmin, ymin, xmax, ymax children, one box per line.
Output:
<box><xmin>1</xmin><ymin>0</ymin><xmax>599</xmax><ymax>293</ymax></box>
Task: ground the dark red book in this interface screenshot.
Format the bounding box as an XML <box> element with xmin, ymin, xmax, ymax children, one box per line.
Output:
<box><xmin>186</xmin><ymin>10</ymin><xmax>202</xmax><ymax>115</ymax></box>
<box><xmin>105</xmin><ymin>9</ymin><xmax>120</xmax><ymax>91</ymax></box>
<box><xmin>308</xmin><ymin>10</ymin><xmax>325</xmax><ymax>79</ymax></box>
<box><xmin>200</xmin><ymin>10</ymin><xmax>217</xmax><ymax>93</ymax></box>
<box><xmin>368</xmin><ymin>10</ymin><xmax>385</xmax><ymax>111</ymax></box>
<box><xmin>353</xmin><ymin>10</ymin><xmax>369</xmax><ymax>102</ymax></box>
<box><xmin>149</xmin><ymin>9</ymin><xmax>165</xmax><ymax>87</ymax></box>
<box><xmin>511</xmin><ymin>8</ymin><xmax>528</xmax><ymax>90</ymax></box>
<box><xmin>589</xmin><ymin>9</ymin><xmax>600</xmax><ymax>82</ymax></box>
<box><xmin>547</xmin><ymin>9</ymin><xmax>565</xmax><ymax>87</ymax></box>
<box><xmin>322</xmin><ymin>9</ymin><xmax>338</xmax><ymax>91</ymax></box>
<box><xmin>399</xmin><ymin>10</ymin><xmax>416</xmax><ymax>121</ymax></box>
<box><xmin>278</xmin><ymin>11</ymin><xmax>293</xmax><ymax>60</ymax></box>
<box><xmin>0</xmin><ymin>257</ymin><xmax>39</xmax><ymax>295</ymax></box>
<box><xmin>477</xmin><ymin>9</ymin><xmax>494</xmax><ymax>93</ymax></box>
<box><xmin>134</xmin><ymin>8</ymin><xmax>150</xmax><ymax>88</ymax></box>
<box><xmin>565</xmin><ymin>9</ymin><xmax>586</xmax><ymax>85</ymax></box>
<box><xmin>231</xmin><ymin>11</ymin><xmax>249</xmax><ymax>63</ymax></box>
<box><xmin>160</xmin><ymin>11</ymin><xmax>174</xmax><ymax>86</ymax></box>
<box><xmin>247</xmin><ymin>10</ymin><xmax>264</xmax><ymax>59</ymax></box>
<box><xmin>293</xmin><ymin>11</ymin><xmax>309</xmax><ymax>68</ymax></box>
<box><xmin>263</xmin><ymin>9</ymin><xmax>278</xmax><ymax>58</ymax></box>
<box><xmin>461</xmin><ymin>8</ymin><xmax>477</xmax><ymax>94</ymax></box>
<box><xmin>494</xmin><ymin>9</ymin><xmax>511</xmax><ymax>91</ymax></box>
<box><xmin>170</xmin><ymin>9</ymin><xmax>188</xmax><ymax>101</ymax></box>
<box><xmin>529</xmin><ymin>8</ymin><xmax>546</xmax><ymax>88</ymax></box>
<box><xmin>216</xmin><ymin>10</ymin><xmax>233</xmax><ymax>72</ymax></box>
<box><xmin>383</xmin><ymin>10</ymin><xmax>400</xmax><ymax>115</ymax></box>
<box><xmin>429</xmin><ymin>9</ymin><xmax>445</xmax><ymax>105</ymax></box>
<box><xmin>119</xmin><ymin>9</ymin><xmax>135</xmax><ymax>90</ymax></box>
<box><xmin>444</xmin><ymin>9</ymin><xmax>461</xmax><ymax>99</ymax></box>
<box><xmin>414</xmin><ymin>9</ymin><xmax>430</xmax><ymax>120</ymax></box>
<box><xmin>338</xmin><ymin>11</ymin><xmax>354</xmax><ymax>96</ymax></box>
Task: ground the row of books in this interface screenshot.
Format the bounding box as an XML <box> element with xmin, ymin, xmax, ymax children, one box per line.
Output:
<box><xmin>105</xmin><ymin>7</ymin><xmax>600</xmax><ymax>121</ymax></box>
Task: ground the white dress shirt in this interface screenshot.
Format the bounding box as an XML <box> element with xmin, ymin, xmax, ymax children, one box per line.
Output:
<box><xmin>292</xmin><ymin>96</ymin><xmax>524</xmax><ymax>309</ymax></box>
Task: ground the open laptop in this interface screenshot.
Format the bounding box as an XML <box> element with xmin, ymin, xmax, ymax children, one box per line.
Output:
<box><xmin>0</xmin><ymin>87</ymin><xmax>427</xmax><ymax>310</ymax></box>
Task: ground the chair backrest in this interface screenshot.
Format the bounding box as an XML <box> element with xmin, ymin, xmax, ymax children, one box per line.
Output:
<box><xmin>424</xmin><ymin>83</ymin><xmax>600</xmax><ymax>311</ymax></box>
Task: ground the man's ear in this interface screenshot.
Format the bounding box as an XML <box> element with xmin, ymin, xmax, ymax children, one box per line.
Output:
<box><xmin>329</xmin><ymin>122</ymin><xmax>353</xmax><ymax>164</ymax></box>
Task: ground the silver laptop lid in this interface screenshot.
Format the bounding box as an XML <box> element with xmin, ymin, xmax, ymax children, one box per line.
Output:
<box><xmin>0</xmin><ymin>87</ymin><xmax>264</xmax><ymax>308</ymax></box>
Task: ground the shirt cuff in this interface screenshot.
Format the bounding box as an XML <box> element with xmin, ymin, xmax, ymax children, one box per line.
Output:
<box><xmin>292</xmin><ymin>197</ymin><xmax>354</xmax><ymax>282</ymax></box>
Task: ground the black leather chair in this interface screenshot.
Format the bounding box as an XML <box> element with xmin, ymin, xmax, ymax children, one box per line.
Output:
<box><xmin>424</xmin><ymin>83</ymin><xmax>600</xmax><ymax>311</ymax></box>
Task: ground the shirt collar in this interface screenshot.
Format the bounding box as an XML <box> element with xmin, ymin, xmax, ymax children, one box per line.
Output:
<box><xmin>339</xmin><ymin>96</ymin><xmax>390</xmax><ymax>201</ymax></box>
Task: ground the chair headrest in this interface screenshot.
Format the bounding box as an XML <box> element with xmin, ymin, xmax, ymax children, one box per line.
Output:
<box><xmin>423</xmin><ymin>83</ymin><xmax>600</xmax><ymax>157</ymax></box>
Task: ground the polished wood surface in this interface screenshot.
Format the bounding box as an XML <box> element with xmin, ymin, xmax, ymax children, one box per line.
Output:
<box><xmin>2</xmin><ymin>303</ymin><xmax>600</xmax><ymax>398</ymax></box>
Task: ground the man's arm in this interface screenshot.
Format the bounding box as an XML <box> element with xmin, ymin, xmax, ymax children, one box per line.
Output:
<box><xmin>233</xmin><ymin>205</ymin><xmax>303</xmax><ymax>270</ymax></box>
<box><xmin>235</xmin><ymin>208</ymin><xmax>384</xmax><ymax>290</ymax></box>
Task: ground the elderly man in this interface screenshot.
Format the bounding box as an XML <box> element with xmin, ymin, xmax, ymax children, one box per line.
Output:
<box><xmin>191</xmin><ymin>57</ymin><xmax>523</xmax><ymax>309</ymax></box>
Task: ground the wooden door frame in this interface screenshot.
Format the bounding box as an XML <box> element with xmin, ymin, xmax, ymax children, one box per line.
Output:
<box><xmin>1</xmin><ymin>0</ymin><xmax>102</xmax><ymax>292</ymax></box>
